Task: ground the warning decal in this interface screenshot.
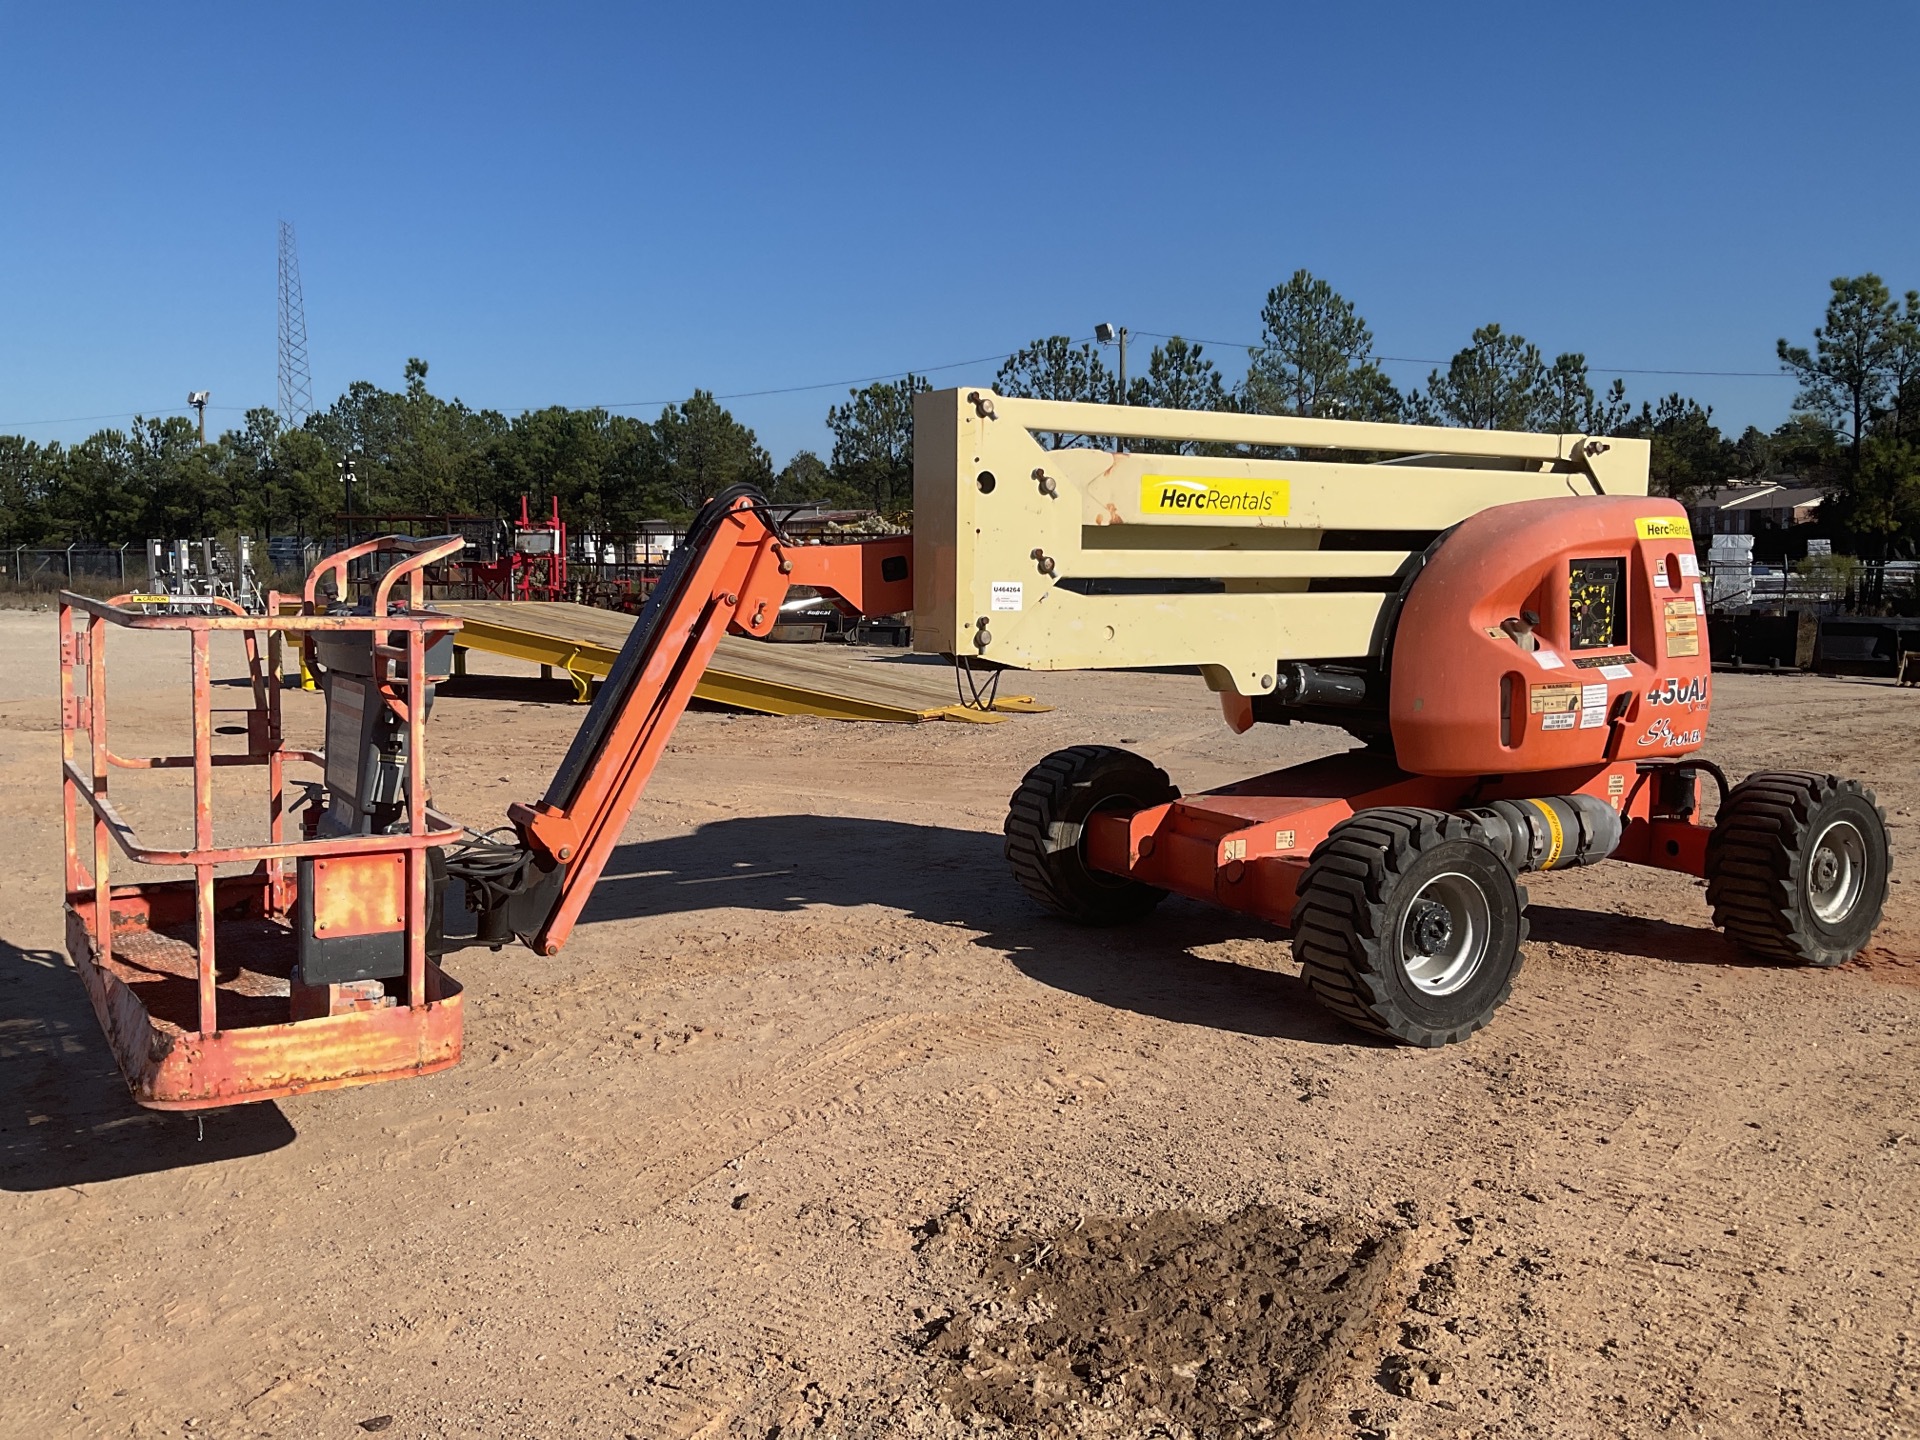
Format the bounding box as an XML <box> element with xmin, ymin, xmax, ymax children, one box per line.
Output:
<box><xmin>1579</xmin><ymin>680</ymin><xmax>1609</xmax><ymax>729</ymax></box>
<box><xmin>1530</xmin><ymin>681</ymin><xmax>1581</xmax><ymax>714</ymax></box>
<box><xmin>1664</xmin><ymin>597</ymin><xmax>1700</xmax><ymax>658</ymax></box>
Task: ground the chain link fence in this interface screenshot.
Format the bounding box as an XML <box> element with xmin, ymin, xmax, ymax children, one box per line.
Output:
<box><xmin>0</xmin><ymin>545</ymin><xmax>134</xmax><ymax>595</ymax></box>
<box><xmin>1708</xmin><ymin>559</ymin><xmax>1920</xmax><ymax>616</ymax></box>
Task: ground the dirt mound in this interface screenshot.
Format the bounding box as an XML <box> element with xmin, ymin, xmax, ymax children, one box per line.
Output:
<box><xmin>922</xmin><ymin>1207</ymin><xmax>1406</xmax><ymax>1438</ymax></box>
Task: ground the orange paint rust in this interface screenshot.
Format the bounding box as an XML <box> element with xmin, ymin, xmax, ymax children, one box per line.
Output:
<box><xmin>68</xmin><ymin>880</ymin><xmax>462</xmax><ymax>1111</ymax></box>
<box><xmin>311</xmin><ymin>853</ymin><xmax>406</xmax><ymax>937</ymax></box>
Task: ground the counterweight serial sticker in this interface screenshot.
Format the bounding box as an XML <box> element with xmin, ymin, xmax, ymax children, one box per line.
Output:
<box><xmin>1140</xmin><ymin>475</ymin><xmax>1291</xmax><ymax>517</ymax></box>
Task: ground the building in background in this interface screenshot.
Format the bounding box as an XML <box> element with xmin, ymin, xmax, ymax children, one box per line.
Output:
<box><xmin>1686</xmin><ymin>478</ymin><xmax>1827</xmax><ymax>539</ymax></box>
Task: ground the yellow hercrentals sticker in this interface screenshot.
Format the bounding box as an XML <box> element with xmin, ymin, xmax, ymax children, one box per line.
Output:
<box><xmin>1141</xmin><ymin>475</ymin><xmax>1290</xmax><ymax>518</ymax></box>
<box><xmin>1635</xmin><ymin>515</ymin><xmax>1692</xmax><ymax>540</ymax></box>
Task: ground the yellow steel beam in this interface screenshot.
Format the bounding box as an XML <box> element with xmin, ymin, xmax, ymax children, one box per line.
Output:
<box><xmin>447</xmin><ymin>611</ymin><xmax>1031</xmax><ymax>723</ymax></box>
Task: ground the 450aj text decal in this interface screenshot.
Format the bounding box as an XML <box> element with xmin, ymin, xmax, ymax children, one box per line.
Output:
<box><xmin>1645</xmin><ymin>675</ymin><xmax>1708</xmax><ymax>709</ymax></box>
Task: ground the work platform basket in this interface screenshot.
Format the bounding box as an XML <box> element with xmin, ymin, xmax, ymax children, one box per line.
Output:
<box><xmin>59</xmin><ymin>537</ymin><xmax>467</xmax><ymax>1110</ymax></box>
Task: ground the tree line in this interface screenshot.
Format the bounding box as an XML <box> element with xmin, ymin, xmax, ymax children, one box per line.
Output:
<box><xmin>2</xmin><ymin>271</ymin><xmax>1914</xmax><ymax>552</ymax></box>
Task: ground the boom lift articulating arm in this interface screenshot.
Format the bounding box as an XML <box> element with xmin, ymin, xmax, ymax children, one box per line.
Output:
<box><xmin>441</xmin><ymin>485</ymin><xmax>912</xmax><ymax>959</ymax></box>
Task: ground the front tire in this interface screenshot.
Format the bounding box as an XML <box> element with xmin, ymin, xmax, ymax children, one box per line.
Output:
<box><xmin>1004</xmin><ymin>746</ymin><xmax>1178</xmax><ymax>925</ymax></box>
<box><xmin>1705</xmin><ymin>771</ymin><xmax>1891</xmax><ymax>966</ymax></box>
<box><xmin>1293</xmin><ymin>807</ymin><xmax>1528</xmax><ymax>1046</ymax></box>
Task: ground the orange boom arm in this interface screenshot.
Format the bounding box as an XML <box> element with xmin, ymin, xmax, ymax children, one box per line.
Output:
<box><xmin>496</xmin><ymin>487</ymin><xmax>910</xmax><ymax>955</ymax></box>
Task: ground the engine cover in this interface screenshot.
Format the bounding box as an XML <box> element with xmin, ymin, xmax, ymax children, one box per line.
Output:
<box><xmin>1389</xmin><ymin>495</ymin><xmax>1710</xmax><ymax>777</ymax></box>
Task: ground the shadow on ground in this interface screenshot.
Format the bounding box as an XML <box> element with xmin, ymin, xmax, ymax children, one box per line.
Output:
<box><xmin>1525</xmin><ymin>905</ymin><xmax>1752</xmax><ymax>967</ymax></box>
<box><xmin>0</xmin><ymin>938</ymin><xmax>293</xmax><ymax>1192</ymax></box>
<box><xmin>581</xmin><ymin>814</ymin><xmax>1368</xmax><ymax>1047</ymax></box>
<box><xmin>438</xmin><ymin>672</ymin><xmax>752</xmax><ymax>715</ymax></box>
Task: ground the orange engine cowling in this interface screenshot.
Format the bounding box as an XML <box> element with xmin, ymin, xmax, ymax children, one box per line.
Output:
<box><xmin>1389</xmin><ymin>495</ymin><xmax>1710</xmax><ymax>777</ymax></box>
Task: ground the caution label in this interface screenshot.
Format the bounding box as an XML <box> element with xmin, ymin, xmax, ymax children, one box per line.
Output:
<box><xmin>1141</xmin><ymin>475</ymin><xmax>1290</xmax><ymax>518</ymax></box>
<box><xmin>1664</xmin><ymin>597</ymin><xmax>1700</xmax><ymax>657</ymax></box>
<box><xmin>1636</xmin><ymin>515</ymin><xmax>1693</xmax><ymax>540</ymax></box>
<box><xmin>1529</xmin><ymin>681</ymin><xmax>1581</xmax><ymax>714</ymax></box>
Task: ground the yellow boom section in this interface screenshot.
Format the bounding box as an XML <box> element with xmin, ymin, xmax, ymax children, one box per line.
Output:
<box><xmin>911</xmin><ymin>388</ymin><xmax>1650</xmax><ymax>699</ymax></box>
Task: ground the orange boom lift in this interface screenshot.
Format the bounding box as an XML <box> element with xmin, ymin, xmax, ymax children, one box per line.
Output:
<box><xmin>1007</xmin><ymin>493</ymin><xmax>1891</xmax><ymax>1045</ymax></box>
<box><xmin>60</xmin><ymin>493</ymin><xmax>910</xmax><ymax>1108</ymax></box>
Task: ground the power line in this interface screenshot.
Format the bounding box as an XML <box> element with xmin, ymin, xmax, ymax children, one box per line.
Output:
<box><xmin>0</xmin><ymin>329</ymin><xmax>1802</xmax><ymax>434</ymax></box>
<box><xmin>1130</xmin><ymin>330</ymin><xmax>1794</xmax><ymax>379</ymax></box>
<box><xmin>0</xmin><ymin>404</ymin><xmax>254</xmax><ymax>430</ymax></box>
<box><xmin>586</xmin><ymin>347</ymin><xmax>1029</xmax><ymax>411</ymax></box>
<box><xmin>1</xmin><ymin>344</ymin><xmax>1032</xmax><ymax>431</ymax></box>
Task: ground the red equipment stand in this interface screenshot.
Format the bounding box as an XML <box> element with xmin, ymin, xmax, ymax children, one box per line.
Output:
<box><xmin>461</xmin><ymin>494</ymin><xmax>568</xmax><ymax>601</ymax></box>
<box><xmin>59</xmin><ymin>538</ymin><xmax>467</xmax><ymax>1110</ymax></box>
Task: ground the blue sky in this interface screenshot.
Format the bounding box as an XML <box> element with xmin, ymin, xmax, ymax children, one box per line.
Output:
<box><xmin>4</xmin><ymin>2</ymin><xmax>1916</xmax><ymax>464</ymax></box>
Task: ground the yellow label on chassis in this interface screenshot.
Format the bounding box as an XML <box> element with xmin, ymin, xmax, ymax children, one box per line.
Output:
<box><xmin>1141</xmin><ymin>475</ymin><xmax>1291</xmax><ymax>517</ymax></box>
<box><xmin>1530</xmin><ymin>681</ymin><xmax>1581</xmax><ymax>714</ymax></box>
<box><xmin>1635</xmin><ymin>515</ymin><xmax>1693</xmax><ymax>540</ymax></box>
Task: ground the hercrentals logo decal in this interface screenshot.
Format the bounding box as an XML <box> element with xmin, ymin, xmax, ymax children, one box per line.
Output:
<box><xmin>1634</xmin><ymin>515</ymin><xmax>1692</xmax><ymax>540</ymax></box>
<box><xmin>1140</xmin><ymin>475</ymin><xmax>1290</xmax><ymax>517</ymax></box>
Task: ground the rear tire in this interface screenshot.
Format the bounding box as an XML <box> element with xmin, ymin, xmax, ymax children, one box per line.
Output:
<box><xmin>1293</xmin><ymin>807</ymin><xmax>1528</xmax><ymax>1046</ymax></box>
<box><xmin>1004</xmin><ymin>746</ymin><xmax>1178</xmax><ymax>925</ymax></box>
<box><xmin>1705</xmin><ymin>771</ymin><xmax>1891</xmax><ymax>966</ymax></box>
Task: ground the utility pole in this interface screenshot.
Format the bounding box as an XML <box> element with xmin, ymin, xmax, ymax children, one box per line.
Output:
<box><xmin>188</xmin><ymin>390</ymin><xmax>210</xmax><ymax>443</ymax></box>
<box><xmin>338</xmin><ymin>455</ymin><xmax>358</xmax><ymax>549</ymax></box>
<box><xmin>1095</xmin><ymin>322</ymin><xmax>1129</xmax><ymax>402</ymax></box>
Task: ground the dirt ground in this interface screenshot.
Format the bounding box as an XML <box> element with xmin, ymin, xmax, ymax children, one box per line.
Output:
<box><xmin>2</xmin><ymin>605</ymin><xmax>1918</xmax><ymax>1439</ymax></box>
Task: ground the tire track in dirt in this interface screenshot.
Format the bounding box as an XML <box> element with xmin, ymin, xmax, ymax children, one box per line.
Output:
<box><xmin>562</xmin><ymin>1004</ymin><xmax>1078</xmax><ymax>1438</ymax></box>
<box><xmin>459</xmin><ymin>1003</ymin><xmax>1056</xmax><ymax>1226</ymax></box>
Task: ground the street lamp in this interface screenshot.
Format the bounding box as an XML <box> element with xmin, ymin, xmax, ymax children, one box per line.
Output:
<box><xmin>337</xmin><ymin>455</ymin><xmax>359</xmax><ymax>548</ymax></box>
<box><xmin>187</xmin><ymin>391</ymin><xmax>210</xmax><ymax>443</ymax></box>
<box><xmin>1094</xmin><ymin>323</ymin><xmax>1129</xmax><ymax>402</ymax></box>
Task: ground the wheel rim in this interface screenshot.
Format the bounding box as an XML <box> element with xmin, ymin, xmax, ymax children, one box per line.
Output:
<box><xmin>1807</xmin><ymin>818</ymin><xmax>1869</xmax><ymax>925</ymax></box>
<box><xmin>1399</xmin><ymin>871</ymin><xmax>1492</xmax><ymax>996</ymax></box>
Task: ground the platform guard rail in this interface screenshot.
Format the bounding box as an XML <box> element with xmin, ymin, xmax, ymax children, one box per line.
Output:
<box><xmin>59</xmin><ymin>535</ymin><xmax>468</xmax><ymax>1109</ymax></box>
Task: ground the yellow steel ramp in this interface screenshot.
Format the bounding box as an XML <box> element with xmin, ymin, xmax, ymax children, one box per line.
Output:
<box><xmin>436</xmin><ymin>600</ymin><xmax>1048</xmax><ymax>723</ymax></box>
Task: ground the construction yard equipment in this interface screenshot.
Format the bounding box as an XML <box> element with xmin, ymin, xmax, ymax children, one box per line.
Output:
<box><xmin>60</xmin><ymin>518</ymin><xmax>913</xmax><ymax>1107</ymax></box>
<box><xmin>60</xmin><ymin>537</ymin><xmax>467</xmax><ymax>1108</ymax></box>
<box><xmin>58</xmin><ymin>392</ymin><xmax>1894</xmax><ymax>1110</ymax></box>
<box><xmin>436</xmin><ymin>598</ymin><xmax>1046</xmax><ymax>721</ymax></box>
<box><xmin>917</xmin><ymin>390</ymin><xmax>1889</xmax><ymax>1044</ymax></box>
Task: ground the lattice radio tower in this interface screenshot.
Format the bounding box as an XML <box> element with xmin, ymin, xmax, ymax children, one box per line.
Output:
<box><xmin>277</xmin><ymin>220</ymin><xmax>314</xmax><ymax>427</ymax></box>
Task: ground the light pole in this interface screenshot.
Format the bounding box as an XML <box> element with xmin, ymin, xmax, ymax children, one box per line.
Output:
<box><xmin>1095</xmin><ymin>322</ymin><xmax>1129</xmax><ymax>402</ymax></box>
<box><xmin>187</xmin><ymin>390</ymin><xmax>210</xmax><ymax>443</ymax></box>
<box><xmin>337</xmin><ymin>455</ymin><xmax>359</xmax><ymax>549</ymax></box>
